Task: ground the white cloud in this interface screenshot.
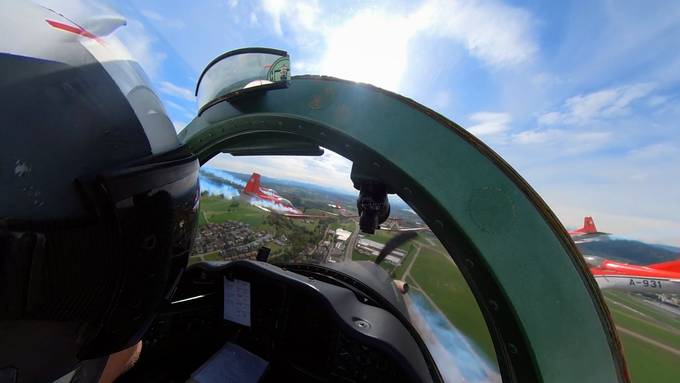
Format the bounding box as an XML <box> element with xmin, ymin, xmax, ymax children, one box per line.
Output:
<box><xmin>415</xmin><ymin>0</ymin><xmax>536</xmax><ymax>67</ymax></box>
<box><xmin>165</xmin><ymin>100</ymin><xmax>188</xmax><ymax>112</ymax></box>
<box><xmin>432</xmin><ymin>91</ymin><xmax>451</xmax><ymax>111</ymax></box>
<box><xmin>250</xmin><ymin>12</ymin><xmax>258</xmax><ymax>25</ymax></box>
<box><xmin>512</xmin><ymin>129</ymin><xmax>552</xmax><ymax>144</ymax></box>
<box><xmin>164</xmin><ymin>100</ymin><xmax>195</xmax><ymax>119</ymax></box>
<box><xmin>318</xmin><ymin>10</ymin><xmax>416</xmax><ymax>91</ymax></box>
<box><xmin>159</xmin><ymin>81</ymin><xmax>195</xmax><ymax>102</ymax></box>
<box><xmin>466</xmin><ymin>112</ymin><xmax>511</xmax><ymax>137</ymax></box>
<box><xmin>628</xmin><ymin>143</ymin><xmax>678</xmax><ymax>160</ymax></box>
<box><xmin>538</xmin><ymin>82</ymin><xmax>656</xmax><ymax>125</ymax></box>
<box><xmin>141</xmin><ymin>9</ymin><xmax>185</xmax><ymax>28</ymax></box>
<box><xmin>115</xmin><ymin>19</ymin><xmax>167</xmax><ymax>77</ymax></box>
<box><xmin>292</xmin><ymin>60</ymin><xmax>320</xmax><ymax>75</ymax></box>
<box><xmin>228</xmin><ymin>0</ymin><xmax>238</xmax><ymax>8</ymax></box>
<box><xmin>261</xmin><ymin>0</ymin><xmax>320</xmax><ymax>36</ymax></box>
<box><xmin>512</xmin><ymin>129</ymin><xmax>612</xmax><ymax>155</ymax></box>
<box><xmin>536</xmin><ymin>112</ymin><xmax>561</xmax><ymax>125</ymax></box>
<box><xmin>646</xmin><ymin>95</ymin><xmax>668</xmax><ymax>108</ymax></box>
<box><xmin>264</xmin><ymin>0</ymin><xmax>536</xmax><ymax>91</ymax></box>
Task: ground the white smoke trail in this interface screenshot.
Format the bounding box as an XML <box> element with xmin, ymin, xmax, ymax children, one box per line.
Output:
<box><xmin>405</xmin><ymin>292</ymin><xmax>500</xmax><ymax>383</ymax></box>
<box><xmin>246</xmin><ymin>196</ymin><xmax>301</xmax><ymax>214</ymax></box>
<box><xmin>201</xmin><ymin>167</ymin><xmax>247</xmax><ymax>187</ymax></box>
<box><xmin>199</xmin><ymin>175</ymin><xmax>240</xmax><ymax>199</ymax></box>
<box><xmin>199</xmin><ymin>167</ymin><xmax>302</xmax><ymax>215</ymax></box>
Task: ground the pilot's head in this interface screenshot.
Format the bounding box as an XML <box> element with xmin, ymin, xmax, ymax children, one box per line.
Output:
<box><xmin>0</xmin><ymin>3</ymin><xmax>199</xmax><ymax>381</ymax></box>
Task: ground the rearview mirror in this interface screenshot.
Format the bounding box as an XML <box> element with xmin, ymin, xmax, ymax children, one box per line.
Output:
<box><xmin>195</xmin><ymin>48</ymin><xmax>290</xmax><ymax>113</ymax></box>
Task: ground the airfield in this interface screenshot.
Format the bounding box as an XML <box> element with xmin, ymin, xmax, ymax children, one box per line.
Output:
<box><xmin>192</xmin><ymin>170</ymin><xmax>679</xmax><ymax>382</ymax></box>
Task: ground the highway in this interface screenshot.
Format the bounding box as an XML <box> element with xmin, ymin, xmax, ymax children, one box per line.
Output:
<box><xmin>343</xmin><ymin>219</ymin><xmax>360</xmax><ymax>262</ymax></box>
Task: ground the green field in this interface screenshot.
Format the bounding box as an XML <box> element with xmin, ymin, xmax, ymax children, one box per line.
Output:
<box><xmin>618</xmin><ymin>331</ymin><xmax>679</xmax><ymax>382</ymax></box>
<box><xmin>605</xmin><ymin>290</ymin><xmax>680</xmax><ymax>329</ymax></box>
<box><xmin>393</xmin><ymin>244</ymin><xmax>417</xmax><ymax>279</ymax></box>
<box><xmin>187</xmin><ymin>250</ymin><xmax>223</xmax><ymax>266</ymax></box>
<box><xmin>330</xmin><ymin>220</ymin><xmax>356</xmax><ymax>232</ymax></box>
<box><xmin>600</xmin><ymin>291</ymin><xmax>680</xmax><ymax>382</ymax></box>
<box><xmin>405</xmin><ymin>275</ymin><xmax>418</xmax><ymax>287</ymax></box>
<box><xmin>203</xmin><ymin>251</ymin><xmax>222</xmax><ymax>261</ymax></box>
<box><xmin>609</xmin><ymin>308</ymin><xmax>680</xmax><ymax>350</ymax></box>
<box><xmin>197</xmin><ymin>208</ymin><xmax>208</xmax><ymax>226</ymax></box>
<box><xmin>198</xmin><ymin>196</ymin><xmax>322</xmax><ymax>261</ymax></box>
<box><xmin>199</xmin><ymin>196</ymin><xmax>268</xmax><ymax>228</ymax></box>
<box><xmin>365</xmin><ymin>230</ymin><xmax>394</xmax><ymax>244</ymax></box>
<box><xmin>352</xmin><ymin>249</ymin><xmax>374</xmax><ymax>261</ymax></box>
<box><xmin>187</xmin><ymin>256</ymin><xmax>201</xmax><ymax>266</ymax></box>
<box><xmin>291</xmin><ymin>219</ymin><xmax>317</xmax><ymax>231</ymax></box>
<box><xmin>408</xmin><ymin>245</ymin><xmax>496</xmax><ymax>362</ymax></box>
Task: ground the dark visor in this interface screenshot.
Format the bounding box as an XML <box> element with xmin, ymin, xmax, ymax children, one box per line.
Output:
<box><xmin>1</xmin><ymin>150</ymin><xmax>201</xmax><ymax>362</ymax></box>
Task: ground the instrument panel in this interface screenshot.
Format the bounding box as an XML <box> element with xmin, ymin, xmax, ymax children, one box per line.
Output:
<box><xmin>120</xmin><ymin>261</ymin><xmax>434</xmax><ymax>383</ymax></box>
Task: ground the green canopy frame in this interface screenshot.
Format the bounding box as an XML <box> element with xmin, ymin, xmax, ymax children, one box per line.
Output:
<box><xmin>179</xmin><ymin>76</ymin><xmax>628</xmax><ymax>382</ymax></box>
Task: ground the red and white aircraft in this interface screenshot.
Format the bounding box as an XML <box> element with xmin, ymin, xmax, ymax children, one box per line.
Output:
<box><xmin>243</xmin><ymin>173</ymin><xmax>301</xmax><ymax>213</ymax></box>
<box><xmin>570</xmin><ymin>216</ymin><xmax>680</xmax><ymax>294</ymax></box>
<box><xmin>568</xmin><ymin>216</ymin><xmax>608</xmax><ymax>241</ymax></box>
<box><xmin>242</xmin><ymin>173</ymin><xmax>329</xmax><ymax>219</ymax></box>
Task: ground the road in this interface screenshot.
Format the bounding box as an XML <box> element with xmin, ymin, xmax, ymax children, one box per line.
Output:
<box><xmin>320</xmin><ymin>227</ymin><xmax>333</xmax><ymax>262</ymax></box>
<box><xmin>342</xmin><ymin>219</ymin><xmax>360</xmax><ymax>262</ymax></box>
<box><xmin>616</xmin><ymin>326</ymin><xmax>680</xmax><ymax>357</ymax></box>
<box><xmin>401</xmin><ymin>245</ymin><xmax>421</xmax><ymax>281</ymax></box>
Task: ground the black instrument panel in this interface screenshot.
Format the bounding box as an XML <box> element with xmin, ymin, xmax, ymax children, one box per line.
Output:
<box><xmin>120</xmin><ymin>261</ymin><xmax>434</xmax><ymax>383</ymax></box>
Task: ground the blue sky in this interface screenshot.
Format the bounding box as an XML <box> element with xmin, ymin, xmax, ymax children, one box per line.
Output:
<box><xmin>46</xmin><ymin>0</ymin><xmax>680</xmax><ymax>245</ymax></box>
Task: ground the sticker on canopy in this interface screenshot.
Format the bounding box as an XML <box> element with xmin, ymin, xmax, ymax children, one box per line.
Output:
<box><xmin>266</xmin><ymin>56</ymin><xmax>290</xmax><ymax>82</ymax></box>
<box><xmin>223</xmin><ymin>278</ymin><xmax>251</xmax><ymax>327</ymax></box>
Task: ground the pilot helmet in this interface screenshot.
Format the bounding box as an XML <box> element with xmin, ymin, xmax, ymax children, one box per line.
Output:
<box><xmin>0</xmin><ymin>2</ymin><xmax>199</xmax><ymax>381</ymax></box>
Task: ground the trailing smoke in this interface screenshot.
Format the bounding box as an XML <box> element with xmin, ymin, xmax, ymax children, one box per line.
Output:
<box><xmin>199</xmin><ymin>167</ymin><xmax>301</xmax><ymax>214</ymax></box>
<box><xmin>406</xmin><ymin>291</ymin><xmax>500</xmax><ymax>383</ymax></box>
<box><xmin>199</xmin><ymin>174</ymin><xmax>240</xmax><ymax>199</ymax></box>
<box><xmin>247</xmin><ymin>196</ymin><xmax>301</xmax><ymax>214</ymax></box>
<box><xmin>201</xmin><ymin>167</ymin><xmax>246</xmax><ymax>187</ymax></box>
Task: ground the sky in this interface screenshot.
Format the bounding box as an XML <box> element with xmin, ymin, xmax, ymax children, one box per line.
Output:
<box><xmin>41</xmin><ymin>0</ymin><xmax>680</xmax><ymax>245</ymax></box>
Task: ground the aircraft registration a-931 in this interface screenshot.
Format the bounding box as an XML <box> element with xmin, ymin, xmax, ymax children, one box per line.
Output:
<box><xmin>584</xmin><ymin>256</ymin><xmax>680</xmax><ymax>294</ymax></box>
<box><xmin>570</xmin><ymin>217</ymin><xmax>680</xmax><ymax>294</ymax></box>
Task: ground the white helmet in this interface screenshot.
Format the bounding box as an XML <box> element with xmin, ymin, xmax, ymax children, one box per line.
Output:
<box><xmin>0</xmin><ymin>3</ymin><xmax>200</xmax><ymax>382</ymax></box>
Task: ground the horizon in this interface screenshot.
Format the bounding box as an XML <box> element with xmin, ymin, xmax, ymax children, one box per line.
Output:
<box><xmin>200</xmin><ymin>165</ymin><xmax>680</xmax><ymax>250</ymax></box>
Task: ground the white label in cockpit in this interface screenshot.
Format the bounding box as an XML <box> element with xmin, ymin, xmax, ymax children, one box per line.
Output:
<box><xmin>223</xmin><ymin>278</ymin><xmax>251</xmax><ymax>327</ymax></box>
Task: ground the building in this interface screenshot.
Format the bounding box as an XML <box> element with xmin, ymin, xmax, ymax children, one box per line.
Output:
<box><xmin>335</xmin><ymin>228</ymin><xmax>352</xmax><ymax>242</ymax></box>
<box><xmin>355</xmin><ymin>237</ymin><xmax>407</xmax><ymax>265</ymax></box>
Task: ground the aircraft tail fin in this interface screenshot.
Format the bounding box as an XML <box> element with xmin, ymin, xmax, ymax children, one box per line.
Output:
<box><xmin>580</xmin><ymin>216</ymin><xmax>598</xmax><ymax>234</ymax></box>
<box><xmin>648</xmin><ymin>259</ymin><xmax>680</xmax><ymax>274</ymax></box>
<box><xmin>244</xmin><ymin>173</ymin><xmax>262</xmax><ymax>194</ymax></box>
